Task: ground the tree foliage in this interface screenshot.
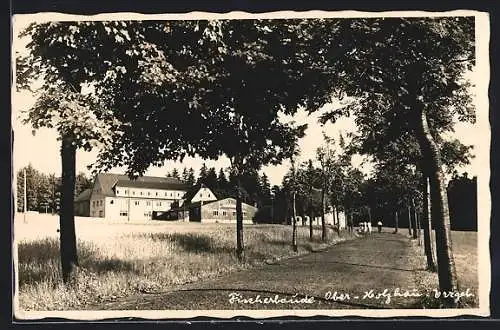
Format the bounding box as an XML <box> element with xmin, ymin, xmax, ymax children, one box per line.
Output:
<box><xmin>17</xmin><ymin>17</ymin><xmax>475</xmax><ymax>290</ymax></box>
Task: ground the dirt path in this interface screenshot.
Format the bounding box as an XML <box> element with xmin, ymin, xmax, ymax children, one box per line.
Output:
<box><xmin>94</xmin><ymin>232</ymin><xmax>427</xmax><ymax>310</ymax></box>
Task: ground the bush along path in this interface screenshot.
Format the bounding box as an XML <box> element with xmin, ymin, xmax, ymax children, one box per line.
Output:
<box><xmin>91</xmin><ymin>231</ymin><xmax>444</xmax><ymax>310</ymax></box>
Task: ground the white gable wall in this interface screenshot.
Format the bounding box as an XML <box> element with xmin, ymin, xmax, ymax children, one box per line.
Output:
<box><xmin>190</xmin><ymin>187</ymin><xmax>217</xmax><ymax>203</ymax></box>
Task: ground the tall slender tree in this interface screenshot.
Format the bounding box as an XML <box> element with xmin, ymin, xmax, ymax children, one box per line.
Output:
<box><xmin>17</xmin><ymin>20</ymin><xmax>230</xmax><ymax>282</ymax></box>
<box><xmin>316</xmin><ymin>134</ymin><xmax>338</xmax><ymax>240</ymax></box>
<box><xmin>259</xmin><ymin>173</ymin><xmax>272</xmax><ymax>207</ymax></box>
<box><xmin>186</xmin><ymin>168</ymin><xmax>196</xmax><ymax>187</ymax></box>
<box><xmin>411</xmin><ymin>198</ymin><xmax>419</xmax><ymax>239</ymax></box>
<box><xmin>422</xmin><ymin>176</ymin><xmax>437</xmax><ymax>270</ymax></box>
<box><xmin>171</xmin><ymin>168</ymin><xmax>180</xmax><ymax>180</ymax></box>
<box><xmin>181</xmin><ymin>167</ymin><xmax>189</xmax><ymax>183</ymax></box>
<box><xmin>17</xmin><ymin>22</ymin><xmax>126</xmax><ymax>282</ymax></box>
<box><xmin>216</xmin><ymin>168</ymin><xmax>229</xmax><ymax>197</ymax></box>
<box><xmin>316</xmin><ymin>18</ymin><xmax>474</xmax><ymax>302</ymax></box>
<box><xmin>290</xmin><ymin>157</ymin><xmax>298</xmax><ymax>252</ymax></box>
<box><xmin>408</xmin><ymin>204</ymin><xmax>413</xmax><ymax>236</ymax></box>
<box><xmin>205</xmin><ymin>167</ymin><xmax>218</xmax><ymax>189</ymax></box>
<box><xmin>197</xmin><ymin>163</ymin><xmax>209</xmax><ymax>185</ymax></box>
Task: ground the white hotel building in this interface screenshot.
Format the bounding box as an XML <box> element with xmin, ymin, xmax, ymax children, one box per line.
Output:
<box><xmin>74</xmin><ymin>173</ymin><xmax>189</xmax><ymax>221</ymax></box>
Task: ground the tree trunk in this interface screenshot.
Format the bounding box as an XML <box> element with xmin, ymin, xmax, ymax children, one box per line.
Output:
<box><xmin>309</xmin><ymin>194</ymin><xmax>314</xmax><ymax>241</ymax></box>
<box><xmin>321</xmin><ymin>187</ymin><xmax>326</xmax><ymax>241</ymax></box>
<box><xmin>414</xmin><ymin>204</ymin><xmax>420</xmax><ymax>238</ymax></box>
<box><xmin>416</xmin><ymin>106</ymin><xmax>458</xmax><ymax>306</ymax></box>
<box><xmin>394</xmin><ymin>210</ymin><xmax>399</xmax><ymax>233</ymax></box>
<box><xmin>416</xmin><ymin>210</ymin><xmax>422</xmax><ymax>245</ymax></box>
<box><xmin>422</xmin><ymin>175</ymin><xmax>437</xmax><ymax>271</ymax></box>
<box><xmin>407</xmin><ymin>204</ymin><xmax>412</xmax><ymax>236</ymax></box>
<box><xmin>412</xmin><ymin>201</ymin><xmax>418</xmax><ymax>240</ymax></box>
<box><xmin>367</xmin><ymin>206</ymin><xmax>372</xmax><ymax>227</ymax></box>
<box><xmin>335</xmin><ymin>197</ymin><xmax>341</xmax><ymax>229</ymax></box>
<box><xmin>292</xmin><ymin>191</ymin><xmax>298</xmax><ymax>252</ymax></box>
<box><xmin>235</xmin><ymin>178</ymin><xmax>245</xmax><ymax>261</ymax></box>
<box><xmin>332</xmin><ymin>205</ymin><xmax>337</xmax><ymax>226</ymax></box>
<box><xmin>59</xmin><ymin>134</ymin><xmax>79</xmax><ymax>283</ymax></box>
<box><xmin>284</xmin><ymin>202</ymin><xmax>289</xmax><ymax>225</ymax></box>
<box><xmin>270</xmin><ymin>196</ymin><xmax>274</xmax><ymax>223</ymax></box>
<box><xmin>347</xmin><ymin>212</ymin><xmax>351</xmax><ymax>232</ymax></box>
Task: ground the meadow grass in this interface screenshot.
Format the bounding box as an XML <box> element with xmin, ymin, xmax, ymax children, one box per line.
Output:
<box><xmin>409</xmin><ymin>230</ymin><xmax>479</xmax><ymax>308</ymax></box>
<box><xmin>16</xmin><ymin>220</ymin><xmax>352</xmax><ymax>311</ymax></box>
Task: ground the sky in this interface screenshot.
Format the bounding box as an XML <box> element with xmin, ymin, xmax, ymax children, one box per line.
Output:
<box><xmin>11</xmin><ymin>15</ymin><xmax>486</xmax><ymax>187</ymax></box>
<box><xmin>12</xmin><ymin>91</ymin><xmax>364</xmax><ymax>186</ymax></box>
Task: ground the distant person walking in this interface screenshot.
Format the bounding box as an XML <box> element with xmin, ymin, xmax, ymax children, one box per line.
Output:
<box><xmin>367</xmin><ymin>221</ymin><xmax>372</xmax><ymax>234</ymax></box>
<box><xmin>377</xmin><ymin>220</ymin><xmax>383</xmax><ymax>233</ymax></box>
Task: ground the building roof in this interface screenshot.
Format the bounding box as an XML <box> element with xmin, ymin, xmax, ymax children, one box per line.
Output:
<box><xmin>74</xmin><ymin>188</ymin><xmax>92</xmax><ymax>202</ymax></box>
<box><xmin>182</xmin><ymin>183</ymin><xmax>217</xmax><ymax>202</ymax></box>
<box><xmin>95</xmin><ymin>173</ymin><xmax>188</xmax><ymax>197</ymax></box>
<box><xmin>116</xmin><ymin>179</ymin><xmax>187</xmax><ymax>190</ymax></box>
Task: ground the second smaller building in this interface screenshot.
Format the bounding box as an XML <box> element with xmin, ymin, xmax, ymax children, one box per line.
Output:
<box><xmin>163</xmin><ymin>184</ymin><xmax>258</xmax><ymax>223</ymax></box>
<box><xmin>188</xmin><ymin>197</ymin><xmax>257</xmax><ymax>224</ymax></box>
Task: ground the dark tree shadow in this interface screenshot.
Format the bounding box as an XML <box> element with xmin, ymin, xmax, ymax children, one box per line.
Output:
<box><xmin>296</xmin><ymin>259</ymin><xmax>426</xmax><ymax>272</ymax></box>
<box><xmin>17</xmin><ymin>239</ymin><xmax>138</xmax><ymax>286</ymax></box>
<box><xmin>148</xmin><ymin>232</ymin><xmax>234</xmax><ymax>254</ymax></box>
<box><xmin>17</xmin><ymin>238</ymin><xmax>60</xmax><ymax>264</ymax></box>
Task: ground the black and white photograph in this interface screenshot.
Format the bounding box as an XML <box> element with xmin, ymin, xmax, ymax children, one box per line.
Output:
<box><xmin>11</xmin><ymin>9</ymin><xmax>491</xmax><ymax>319</ymax></box>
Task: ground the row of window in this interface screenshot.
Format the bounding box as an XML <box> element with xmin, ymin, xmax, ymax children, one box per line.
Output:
<box><xmin>119</xmin><ymin>211</ymin><xmax>153</xmax><ymax>218</ymax></box>
<box><xmin>96</xmin><ymin>199</ymin><xmax>172</xmax><ymax>207</ymax></box>
<box><xmin>92</xmin><ymin>200</ymin><xmax>104</xmax><ymax>207</ymax></box>
<box><xmin>133</xmin><ymin>200</ymin><xmax>168</xmax><ymax>207</ymax></box>
<box><xmin>115</xmin><ymin>189</ymin><xmax>183</xmax><ymax>198</ymax></box>
<box><xmin>212</xmin><ymin>210</ymin><xmax>246</xmax><ymax>216</ymax></box>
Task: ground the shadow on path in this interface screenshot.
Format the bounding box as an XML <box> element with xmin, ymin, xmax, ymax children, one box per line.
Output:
<box><xmin>95</xmin><ymin>233</ymin><xmax>422</xmax><ymax>310</ymax></box>
<box><xmin>297</xmin><ymin>260</ymin><xmax>423</xmax><ymax>273</ymax></box>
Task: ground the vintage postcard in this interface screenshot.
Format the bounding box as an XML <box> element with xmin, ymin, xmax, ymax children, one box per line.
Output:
<box><xmin>11</xmin><ymin>9</ymin><xmax>491</xmax><ymax>320</ymax></box>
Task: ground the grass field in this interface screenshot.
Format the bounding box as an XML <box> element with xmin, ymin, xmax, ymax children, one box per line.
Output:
<box><xmin>14</xmin><ymin>214</ymin><xmax>352</xmax><ymax>311</ymax></box>
<box><xmin>408</xmin><ymin>229</ymin><xmax>479</xmax><ymax>308</ymax></box>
